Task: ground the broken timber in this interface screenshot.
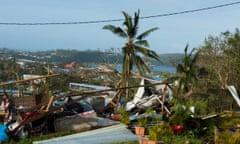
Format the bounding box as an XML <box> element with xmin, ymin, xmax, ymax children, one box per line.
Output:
<box><xmin>0</xmin><ymin>74</ymin><xmax>60</xmax><ymax>87</ymax></box>
<box><xmin>8</xmin><ymin>91</ymin><xmax>108</xmax><ymax>135</ymax></box>
<box><xmin>101</xmin><ymin>81</ymin><xmax>173</xmax><ymax>113</ymax></box>
<box><xmin>0</xmin><ymin>74</ymin><xmax>60</xmax><ymax>114</ymax></box>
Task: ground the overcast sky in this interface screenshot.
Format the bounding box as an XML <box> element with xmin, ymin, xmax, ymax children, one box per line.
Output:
<box><xmin>0</xmin><ymin>0</ymin><xmax>240</xmax><ymax>54</ymax></box>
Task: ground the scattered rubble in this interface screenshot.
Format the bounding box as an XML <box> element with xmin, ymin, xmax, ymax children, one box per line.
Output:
<box><xmin>0</xmin><ymin>74</ymin><xmax>240</xmax><ymax>143</ymax></box>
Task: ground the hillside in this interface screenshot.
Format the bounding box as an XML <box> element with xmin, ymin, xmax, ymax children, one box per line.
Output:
<box><xmin>0</xmin><ymin>48</ymin><xmax>183</xmax><ymax>66</ymax></box>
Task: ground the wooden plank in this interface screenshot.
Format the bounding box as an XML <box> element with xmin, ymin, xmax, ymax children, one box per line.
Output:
<box><xmin>0</xmin><ymin>74</ymin><xmax>60</xmax><ymax>87</ymax></box>
<box><xmin>0</xmin><ymin>111</ymin><xmax>7</xmax><ymax>116</ymax></box>
<box><xmin>45</xmin><ymin>96</ymin><xmax>54</xmax><ymax>111</ymax></box>
<box><xmin>109</xmin><ymin>101</ymin><xmax>117</xmax><ymax>107</ymax></box>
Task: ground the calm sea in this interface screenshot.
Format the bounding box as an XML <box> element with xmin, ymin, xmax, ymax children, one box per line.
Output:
<box><xmin>89</xmin><ymin>63</ymin><xmax>175</xmax><ymax>73</ymax></box>
<box><xmin>115</xmin><ymin>64</ymin><xmax>176</xmax><ymax>73</ymax></box>
<box><xmin>151</xmin><ymin>65</ymin><xmax>176</xmax><ymax>73</ymax></box>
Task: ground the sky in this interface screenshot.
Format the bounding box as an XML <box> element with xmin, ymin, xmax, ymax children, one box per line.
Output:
<box><xmin>0</xmin><ymin>0</ymin><xmax>240</xmax><ymax>54</ymax></box>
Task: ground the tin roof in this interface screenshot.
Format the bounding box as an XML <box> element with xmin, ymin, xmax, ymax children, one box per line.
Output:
<box><xmin>33</xmin><ymin>124</ymin><xmax>138</xmax><ymax>144</ymax></box>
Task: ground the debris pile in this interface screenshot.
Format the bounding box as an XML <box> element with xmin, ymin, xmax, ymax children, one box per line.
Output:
<box><xmin>0</xmin><ymin>74</ymin><xmax>240</xmax><ymax>143</ymax></box>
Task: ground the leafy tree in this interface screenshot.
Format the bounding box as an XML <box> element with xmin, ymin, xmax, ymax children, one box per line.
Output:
<box><xmin>198</xmin><ymin>33</ymin><xmax>230</xmax><ymax>89</ymax></box>
<box><xmin>197</xmin><ymin>29</ymin><xmax>240</xmax><ymax>90</ymax></box>
<box><xmin>224</xmin><ymin>29</ymin><xmax>240</xmax><ymax>90</ymax></box>
<box><xmin>103</xmin><ymin>10</ymin><xmax>160</xmax><ymax>100</ymax></box>
<box><xmin>0</xmin><ymin>58</ymin><xmax>22</xmax><ymax>81</ymax></box>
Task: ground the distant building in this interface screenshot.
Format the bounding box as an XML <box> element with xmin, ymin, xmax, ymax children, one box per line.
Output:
<box><xmin>69</xmin><ymin>82</ymin><xmax>112</xmax><ymax>93</ymax></box>
<box><xmin>16</xmin><ymin>59</ymin><xmax>35</xmax><ymax>67</ymax></box>
<box><xmin>64</xmin><ymin>61</ymin><xmax>77</xmax><ymax>69</ymax></box>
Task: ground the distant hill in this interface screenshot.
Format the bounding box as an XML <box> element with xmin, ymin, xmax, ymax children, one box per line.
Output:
<box><xmin>0</xmin><ymin>48</ymin><xmax>184</xmax><ymax>66</ymax></box>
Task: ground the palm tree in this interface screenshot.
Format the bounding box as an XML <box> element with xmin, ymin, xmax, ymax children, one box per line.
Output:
<box><xmin>176</xmin><ymin>45</ymin><xmax>200</xmax><ymax>95</ymax></box>
<box><xmin>103</xmin><ymin>10</ymin><xmax>160</xmax><ymax>101</ymax></box>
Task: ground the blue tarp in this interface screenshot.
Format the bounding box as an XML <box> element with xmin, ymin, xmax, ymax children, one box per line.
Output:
<box><xmin>0</xmin><ymin>124</ymin><xmax>8</xmax><ymax>142</ymax></box>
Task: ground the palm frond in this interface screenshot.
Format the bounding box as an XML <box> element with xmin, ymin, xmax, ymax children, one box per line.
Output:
<box><xmin>133</xmin><ymin>55</ymin><xmax>151</xmax><ymax>75</ymax></box>
<box><xmin>190</xmin><ymin>49</ymin><xmax>200</xmax><ymax>68</ymax></box>
<box><xmin>135</xmin><ymin>46</ymin><xmax>148</xmax><ymax>54</ymax></box>
<box><xmin>130</xmin><ymin>10</ymin><xmax>140</xmax><ymax>39</ymax></box>
<box><xmin>176</xmin><ymin>64</ymin><xmax>184</xmax><ymax>73</ymax></box>
<box><xmin>137</xmin><ymin>27</ymin><xmax>159</xmax><ymax>40</ymax></box>
<box><xmin>122</xmin><ymin>11</ymin><xmax>132</xmax><ymax>34</ymax></box>
<box><xmin>103</xmin><ymin>25</ymin><xmax>127</xmax><ymax>38</ymax></box>
<box><xmin>188</xmin><ymin>48</ymin><xmax>193</xmax><ymax>58</ymax></box>
<box><xmin>135</xmin><ymin>46</ymin><xmax>160</xmax><ymax>61</ymax></box>
<box><xmin>147</xmin><ymin>50</ymin><xmax>160</xmax><ymax>61</ymax></box>
<box><xmin>134</xmin><ymin>10</ymin><xmax>140</xmax><ymax>27</ymax></box>
<box><xmin>135</xmin><ymin>40</ymin><xmax>149</xmax><ymax>47</ymax></box>
<box><xmin>184</xmin><ymin>44</ymin><xmax>189</xmax><ymax>55</ymax></box>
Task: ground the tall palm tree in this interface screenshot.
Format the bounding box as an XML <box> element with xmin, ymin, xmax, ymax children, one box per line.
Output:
<box><xmin>103</xmin><ymin>10</ymin><xmax>160</xmax><ymax>101</ymax></box>
<box><xmin>176</xmin><ymin>45</ymin><xmax>200</xmax><ymax>94</ymax></box>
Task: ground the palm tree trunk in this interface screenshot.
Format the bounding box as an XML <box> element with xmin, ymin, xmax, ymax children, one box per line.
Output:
<box><xmin>122</xmin><ymin>53</ymin><xmax>130</xmax><ymax>102</ymax></box>
<box><xmin>125</xmin><ymin>53</ymin><xmax>130</xmax><ymax>101</ymax></box>
<box><xmin>120</xmin><ymin>53</ymin><xmax>129</xmax><ymax>107</ymax></box>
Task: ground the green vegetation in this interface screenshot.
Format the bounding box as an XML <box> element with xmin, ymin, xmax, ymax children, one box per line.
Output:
<box><xmin>118</xmin><ymin>108</ymin><xmax>130</xmax><ymax>125</ymax></box>
<box><xmin>137</xmin><ymin>115</ymin><xmax>148</xmax><ymax>128</ymax></box>
<box><xmin>196</xmin><ymin>28</ymin><xmax>240</xmax><ymax>91</ymax></box>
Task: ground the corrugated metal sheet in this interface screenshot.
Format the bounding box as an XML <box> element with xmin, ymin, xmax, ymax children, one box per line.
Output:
<box><xmin>33</xmin><ymin>124</ymin><xmax>138</xmax><ymax>144</ymax></box>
